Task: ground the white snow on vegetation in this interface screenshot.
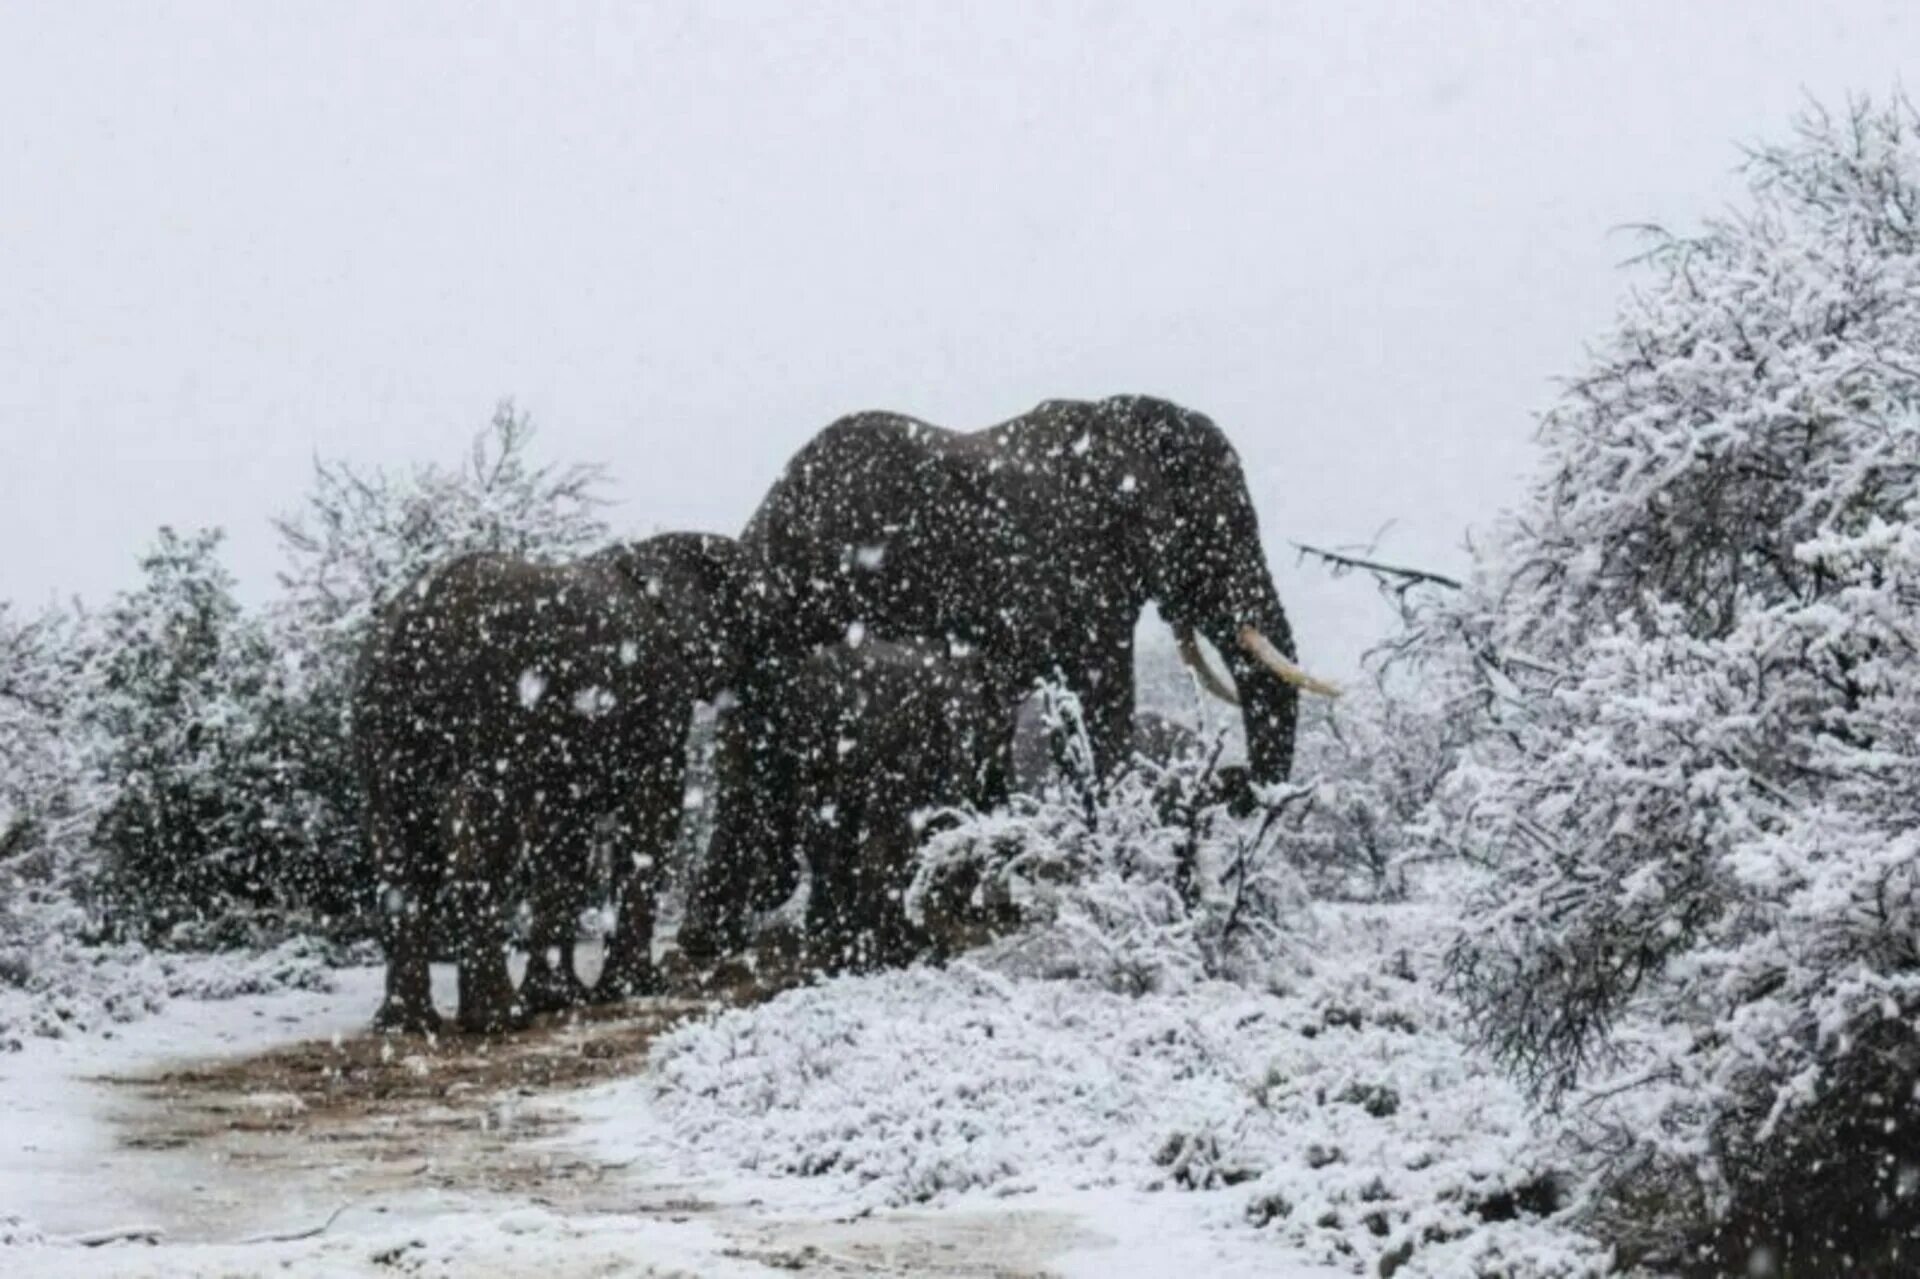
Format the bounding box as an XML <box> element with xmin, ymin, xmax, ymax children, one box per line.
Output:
<box><xmin>585</xmin><ymin>903</ymin><xmax>1613</xmax><ymax>1277</ymax></box>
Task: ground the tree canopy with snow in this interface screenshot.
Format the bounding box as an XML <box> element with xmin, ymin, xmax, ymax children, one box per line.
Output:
<box><xmin>1426</xmin><ymin>97</ymin><xmax>1920</xmax><ymax>1270</ymax></box>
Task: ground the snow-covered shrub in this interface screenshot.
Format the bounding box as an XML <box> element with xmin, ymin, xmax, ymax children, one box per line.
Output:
<box><xmin>1430</xmin><ymin>97</ymin><xmax>1920</xmax><ymax>1270</ymax></box>
<box><xmin>0</xmin><ymin>933</ymin><xmax>341</xmax><ymax>1049</ymax></box>
<box><xmin>907</xmin><ymin>683</ymin><xmax>1312</xmax><ymax>993</ymax></box>
<box><xmin>2</xmin><ymin>585</ymin><xmax>346</xmax><ymax>1045</ymax></box>
<box><xmin>162</xmin><ymin>934</ymin><xmax>340</xmax><ymax>1000</ymax></box>
<box><xmin>1279</xmin><ymin>673</ymin><xmax>1479</xmax><ymax>901</ymax></box>
<box><xmin>1139</xmin><ymin>604</ymin><xmax>1478</xmax><ymax>902</ymax></box>
<box><xmin>267</xmin><ymin>403</ymin><xmax>610</xmax><ymax>932</ymax></box>
<box><xmin>637</xmin><ymin>907</ymin><xmax>1611</xmax><ymax>1275</ymax></box>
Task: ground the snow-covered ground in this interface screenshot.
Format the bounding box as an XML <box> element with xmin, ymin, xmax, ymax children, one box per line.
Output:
<box><xmin>0</xmin><ymin>906</ymin><xmax>1607</xmax><ymax>1277</ymax></box>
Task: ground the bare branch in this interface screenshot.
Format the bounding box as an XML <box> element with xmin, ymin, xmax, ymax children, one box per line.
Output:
<box><xmin>238</xmin><ymin>1202</ymin><xmax>356</xmax><ymax>1245</ymax></box>
<box><xmin>1292</xmin><ymin>542</ymin><xmax>1463</xmax><ymax>592</ymax></box>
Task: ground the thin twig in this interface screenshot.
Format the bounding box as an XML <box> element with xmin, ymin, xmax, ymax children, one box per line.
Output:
<box><xmin>1292</xmin><ymin>542</ymin><xmax>1463</xmax><ymax>591</ymax></box>
<box><xmin>238</xmin><ymin>1202</ymin><xmax>355</xmax><ymax>1245</ymax></box>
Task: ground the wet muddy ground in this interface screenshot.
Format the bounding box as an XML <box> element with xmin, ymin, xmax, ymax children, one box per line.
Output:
<box><xmin>72</xmin><ymin>945</ymin><xmax>1088</xmax><ymax>1275</ymax></box>
<box><xmin>99</xmin><ymin>997</ymin><xmax>710</xmax><ymax>1215</ymax></box>
<box><xmin>89</xmin><ymin>946</ymin><xmax>803</xmax><ymax>1225</ymax></box>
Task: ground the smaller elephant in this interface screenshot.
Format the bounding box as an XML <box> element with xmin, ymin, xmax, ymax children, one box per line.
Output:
<box><xmin>354</xmin><ymin>532</ymin><xmax>744</xmax><ymax>1033</ymax></box>
<box><xmin>787</xmin><ymin>637</ymin><xmax>1018</xmax><ymax>971</ymax></box>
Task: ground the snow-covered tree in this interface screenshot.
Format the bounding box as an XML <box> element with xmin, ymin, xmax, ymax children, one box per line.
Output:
<box><xmin>0</xmin><ymin>605</ymin><xmax>90</xmax><ymax>868</ymax></box>
<box><xmin>273</xmin><ymin>401</ymin><xmax>610</xmax><ymax>646</ymax></box>
<box><xmin>88</xmin><ymin>528</ymin><xmax>301</xmax><ymax>946</ymax></box>
<box><xmin>1430</xmin><ymin>98</ymin><xmax>1920</xmax><ymax>1270</ymax></box>
<box><xmin>0</xmin><ymin>602</ymin><xmax>101</xmax><ymax>974</ymax></box>
<box><xmin>266</xmin><ymin>403</ymin><xmax>611</xmax><ymax>931</ymax></box>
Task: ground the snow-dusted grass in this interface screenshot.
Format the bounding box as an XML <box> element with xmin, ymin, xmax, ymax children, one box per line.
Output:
<box><xmin>625</xmin><ymin>902</ymin><xmax>1614</xmax><ymax>1277</ymax></box>
<box><xmin>0</xmin><ymin>934</ymin><xmax>339</xmax><ymax>1051</ymax></box>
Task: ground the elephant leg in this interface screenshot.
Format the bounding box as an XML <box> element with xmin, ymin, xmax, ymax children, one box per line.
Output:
<box><xmin>791</xmin><ymin>709</ymin><xmax>842</xmax><ymax>969</ymax></box>
<box><xmin>1079</xmin><ymin>635</ymin><xmax>1137</xmax><ymax>780</ymax></box>
<box><xmin>801</xmin><ymin>766</ymin><xmax>861</xmax><ymax>973</ymax></box>
<box><xmin>863</xmin><ymin>821</ymin><xmax>926</xmax><ymax>970</ymax></box>
<box><xmin>446</xmin><ymin>783</ymin><xmax>527</xmax><ymax>1035</ymax></box>
<box><xmin>856</xmin><ymin>764</ymin><xmax>928</xmax><ymax>971</ymax></box>
<box><xmin>975</xmin><ymin>724</ymin><xmax>1015</xmax><ymax>810</ymax></box>
<box><xmin>374</xmin><ymin>895</ymin><xmax>441</xmax><ymax>1034</ymax></box>
<box><xmin>597</xmin><ymin>760</ymin><xmax>679</xmax><ymax>1000</ymax></box>
<box><xmin>369</xmin><ymin>777</ymin><xmax>442</xmax><ymax>1035</ymax></box>
<box><xmin>519</xmin><ymin>819</ymin><xmax>592</xmax><ymax>1015</ymax></box>
<box><xmin>679</xmin><ymin>693</ymin><xmax>800</xmax><ymax>960</ymax></box>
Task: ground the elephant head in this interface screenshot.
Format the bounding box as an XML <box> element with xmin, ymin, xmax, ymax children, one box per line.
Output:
<box><xmin>595</xmin><ymin>532</ymin><xmax>753</xmax><ymax>699</ymax></box>
<box><xmin>1110</xmin><ymin>396</ymin><xmax>1338</xmax><ymax>784</ymax></box>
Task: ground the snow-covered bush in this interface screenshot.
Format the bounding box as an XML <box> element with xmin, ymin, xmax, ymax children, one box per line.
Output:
<box><xmin>1137</xmin><ymin>605</ymin><xmax>1478</xmax><ymax>902</ymax></box>
<box><xmin>3</xmin><ymin>572</ymin><xmax>346</xmax><ymax>1039</ymax></box>
<box><xmin>1430</xmin><ymin>97</ymin><xmax>1920</xmax><ymax>1270</ymax></box>
<box><xmin>638</xmin><ymin>907</ymin><xmax>1611</xmax><ymax>1276</ymax></box>
<box><xmin>1277</xmin><ymin>674</ymin><xmax>1478</xmax><ymax>901</ymax></box>
<box><xmin>266</xmin><ymin>403</ymin><xmax>610</xmax><ymax>932</ymax></box>
<box><xmin>2</xmin><ymin>569</ymin><xmax>347</xmax><ymax>1045</ymax></box>
<box><xmin>907</xmin><ymin>683</ymin><xmax>1312</xmax><ymax>994</ymax></box>
<box><xmin>0</xmin><ymin>933</ymin><xmax>339</xmax><ymax>1050</ymax></box>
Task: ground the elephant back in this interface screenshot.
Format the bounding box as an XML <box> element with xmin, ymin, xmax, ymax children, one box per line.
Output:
<box><xmin>355</xmin><ymin>551</ymin><xmax>664</xmax><ymax>787</ymax></box>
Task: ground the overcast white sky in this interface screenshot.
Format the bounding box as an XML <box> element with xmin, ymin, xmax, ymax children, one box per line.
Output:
<box><xmin>2</xmin><ymin>2</ymin><xmax>1913</xmax><ymax>672</ymax></box>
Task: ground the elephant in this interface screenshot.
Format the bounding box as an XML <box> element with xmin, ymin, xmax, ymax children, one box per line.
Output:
<box><xmin>681</xmin><ymin>394</ymin><xmax>1337</xmax><ymax>959</ymax></box>
<box><xmin>787</xmin><ymin>637</ymin><xmax>1020</xmax><ymax>971</ymax></box>
<box><xmin>353</xmin><ymin>532</ymin><xmax>745</xmax><ymax>1034</ymax></box>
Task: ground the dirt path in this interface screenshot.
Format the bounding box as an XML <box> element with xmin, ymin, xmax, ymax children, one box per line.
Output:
<box><xmin>97</xmin><ymin>998</ymin><xmax>715</xmax><ymax>1231</ymax></box>
<box><xmin>81</xmin><ymin>959</ymin><xmax>1093</xmax><ymax>1276</ymax></box>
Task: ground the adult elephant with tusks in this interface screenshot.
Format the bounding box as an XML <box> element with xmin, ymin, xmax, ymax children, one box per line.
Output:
<box><xmin>354</xmin><ymin>532</ymin><xmax>746</xmax><ymax>1034</ymax></box>
<box><xmin>680</xmin><ymin>394</ymin><xmax>1340</xmax><ymax>961</ymax></box>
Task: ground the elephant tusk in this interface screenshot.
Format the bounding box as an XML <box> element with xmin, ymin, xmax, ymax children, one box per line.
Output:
<box><xmin>1175</xmin><ymin>627</ymin><xmax>1240</xmax><ymax>706</ymax></box>
<box><xmin>1238</xmin><ymin>626</ymin><xmax>1343</xmax><ymax>698</ymax></box>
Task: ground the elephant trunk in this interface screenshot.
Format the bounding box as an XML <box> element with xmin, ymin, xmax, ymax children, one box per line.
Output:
<box><xmin>1206</xmin><ymin>594</ymin><xmax>1304</xmax><ymax>786</ymax></box>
